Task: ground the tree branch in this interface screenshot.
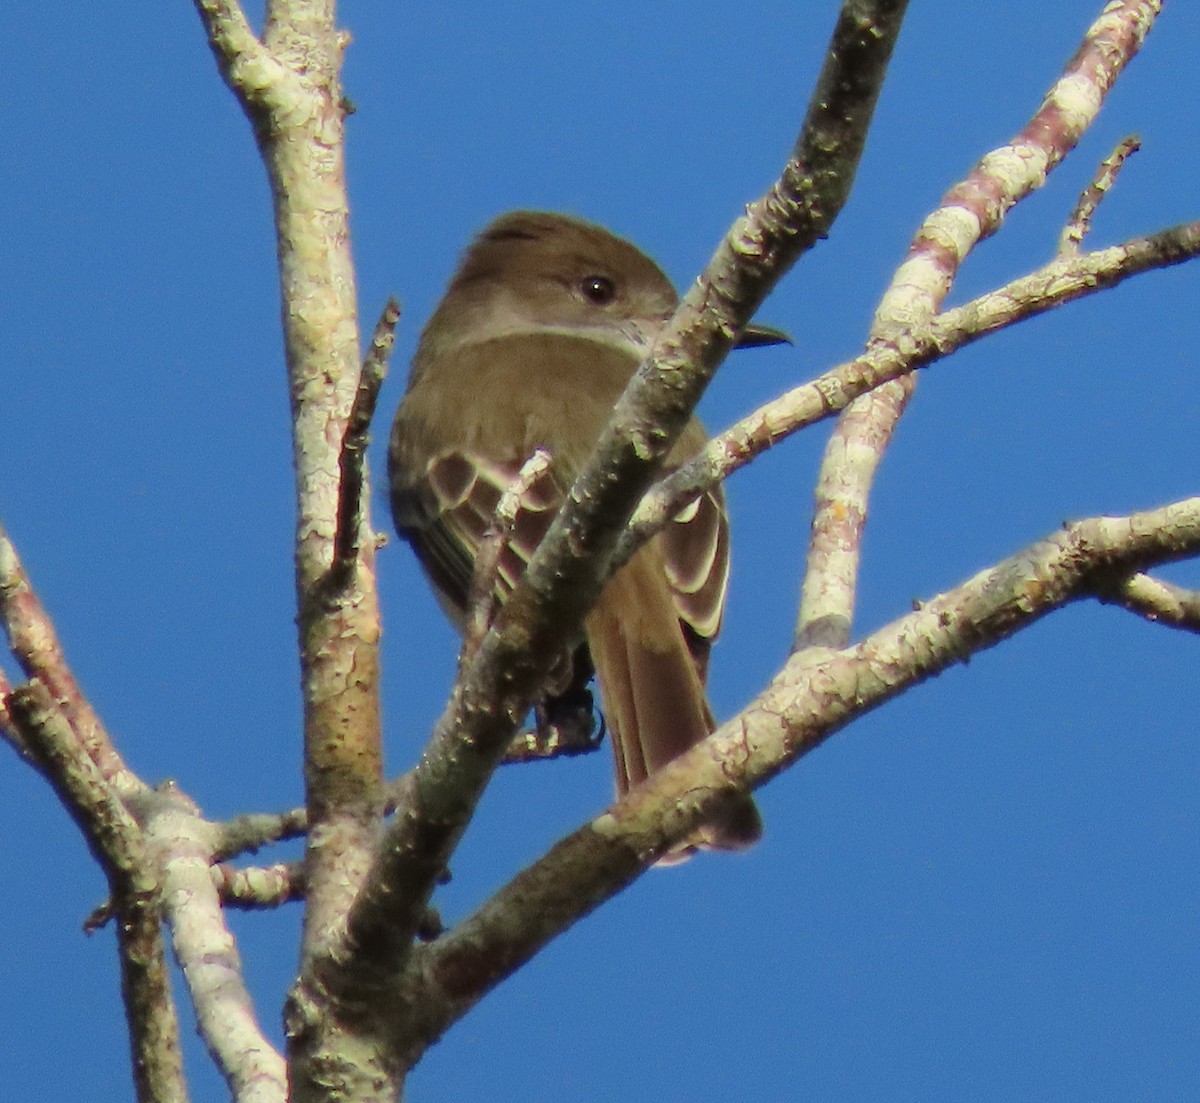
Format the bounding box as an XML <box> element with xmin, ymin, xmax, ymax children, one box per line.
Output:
<box><xmin>217</xmin><ymin>859</ymin><xmax>306</xmax><ymax>909</ymax></box>
<box><xmin>0</xmin><ymin>522</ymin><xmax>144</xmax><ymax>798</ymax></box>
<box><xmin>1059</xmin><ymin>134</ymin><xmax>1142</xmax><ymax>255</ymax></box>
<box><xmin>7</xmin><ymin>682</ymin><xmax>185</xmax><ymax>1103</ymax></box>
<box><xmin>192</xmin><ymin>4</ymin><xmax>391</xmax><ymax>1094</ymax></box>
<box><xmin>140</xmin><ymin>786</ymin><xmax>288</xmax><ymax>1102</ymax></box>
<box><xmin>795</xmin><ymin>0</ymin><xmax>1163</xmax><ymax>650</ymax></box>
<box><xmin>407</xmin><ymin>495</ymin><xmax>1200</xmax><ymax>1046</ymax></box>
<box><xmin>630</xmin><ymin>218</ymin><xmax>1200</xmax><ymax>555</ymax></box>
<box><xmin>1098</xmin><ymin>572</ymin><xmax>1200</xmax><ymax>632</ymax></box>
<box><xmin>192</xmin><ymin>0</ymin><xmax>291</xmax><ymax>112</ymax></box>
<box><xmin>197</xmin><ymin>0</ymin><xmax>384</xmax><ymax>950</ymax></box>
<box><xmin>334</xmin><ymin>298</ymin><xmax>399</xmax><ymax>572</ymax></box>
<box><xmin>214</xmin><ymin>806</ymin><xmax>310</xmax><ymax>860</ymax></box>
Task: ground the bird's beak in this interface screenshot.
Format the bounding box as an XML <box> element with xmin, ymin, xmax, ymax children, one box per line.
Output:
<box><xmin>734</xmin><ymin>322</ymin><xmax>792</xmax><ymax>349</ymax></box>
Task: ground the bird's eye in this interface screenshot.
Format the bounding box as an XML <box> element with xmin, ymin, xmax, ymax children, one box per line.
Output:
<box><xmin>580</xmin><ymin>274</ymin><xmax>616</xmax><ymax>305</ymax></box>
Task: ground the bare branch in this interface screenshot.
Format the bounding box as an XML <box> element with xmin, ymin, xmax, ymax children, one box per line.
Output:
<box><xmin>192</xmin><ymin>7</ymin><xmax>391</xmax><ymax>1090</ymax></box>
<box><xmin>7</xmin><ymin>682</ymin><xmax>141</xmax><ymax>874</ymax></box>
<box><xmin>141</xmin><ymin>786</ymin><xmax>288</xmax><ymax>1102</ymax></box>
<box><xmin>211</xmin><ymin>766</ymin><xmax>424</xmax><ymax>863</ymax></box>
<box><xmin>794</xmin><ymin>384</ymin><xmax>911</xmax><ymax>649</ymax></box>
<box><xmin>631</xmin><ymin>218</ymin><xmax>1200</xmax><ymax>553</ymax></box>
<box><xmin>1059</xmin><ymin>134</ymin><xmax>1142</xmax><ymax>255</ymax></box>
<box><xmin>191</xmin><ymin>0</ymin><xmax>291</xmax><ymax>111</ymax></box>
<box><xmin>214</xmin><ymin>806</ymin><xmax>312</xmax><ymax>859</ymax></box>
<box><xmin>0</xmin><ymin>523</ymin><xmax>145</xmax><ymax>799</ymax></box>
<box><xmin>199</xmin><ymin>0</ymin><xmax>383</xmax><ymax>960</ymax></box>
<box><xmin>796</xmin><ymin>0</ymin><xmax>1163</xmax><ymax>649</ymax></box>
<box><xmin>214</xmin><ymin>806</ymin><xmax>310</xmax><ymax>860</ymax></box>
<box><xmin>334</xmin><ymin>298</ymin><xmax>400</xmax><ymax>571</ymax></box>
<box><xmin>193</xmin><ymin>0</ymin><xmax>259</xmax><ymax>59</ymax></box>
<box><xmin>409</xmin><ymin>495</ymin><xmax>1200</xmax><ymax>1045</ymax></box>
<box><xmin>7</xmin><ymin>682</ymin><xmax>185</xmax><ymax>1103</ymax></box>
<box><xmin>1099</xmin><ymin>572</ymin><xmax>1200</xmax><ymax>633</ymax></box>
<box><xmin>217</xmin><ymin>860</ymin><xmax>306</xmax><ymax>909</ymax></box>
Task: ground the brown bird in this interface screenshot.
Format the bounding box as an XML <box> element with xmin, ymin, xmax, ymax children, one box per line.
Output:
<box><xmin>388</xmin><ymin>211</ymin><xmax>784</xmax><ymax>855</ymax></box>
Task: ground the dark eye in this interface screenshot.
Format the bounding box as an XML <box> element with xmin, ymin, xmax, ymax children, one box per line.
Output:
<box><xmin>580</xmin><ymin>274</ymin><xmax>616</xmax><ymax>305</ymax></box>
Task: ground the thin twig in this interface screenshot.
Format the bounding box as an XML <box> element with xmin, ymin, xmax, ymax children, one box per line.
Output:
<box><xmin>334</xmin><ymin>297</ymin><xmax>400</xmax><ymax>570</ymax></box>
<box><xmin>1059</xmin><ymin>134</ymin><xmax>1142</xmax><ymax>255</ymax></box>
<box><xmin>213</xmin><ymin>805</ymin><xmax>310</xmax><ymax>860</ymax></box>
<box><xmin>211</xmin><ymin>765</ymin><xmax>421</xmax><ymax>862</ymax></box>
<box><xmin>0</xmin><ymin>523</ymin><xmax>144</xmax><ymax>798</ymax></box>
<box><xmin>216</xmin><ymin>859</ymin><xmax>306</xmax><ymax>909</ymax></box>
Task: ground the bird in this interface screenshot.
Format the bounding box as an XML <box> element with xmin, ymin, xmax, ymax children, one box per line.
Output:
<box><xmin>388</xmin><ymin>210</ymin><xmax>785</xmax><ymax>856</ymax></box>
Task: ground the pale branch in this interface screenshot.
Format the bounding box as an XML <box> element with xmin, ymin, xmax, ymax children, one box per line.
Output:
<box><xmin>7</xmin><ymin>681</ymin><xmax>142</xmax><ymax>879</ymax></box>
<box><xmin>214</xmin><ymin>854</ymin><xmax>445</xmax><ymax>943</ymax></box>
<box><xmin>0</xmin><ymin>522</ymin><xmax>145</xmax><ymax>799</ymax></box>
<box><xmin>216</xmin><ymin>860</ymin><xmax>306</xmax><ymax>909</ymax></box>
<box><xmin>191</xmin><ymin>0</ymin><xmax>291</xmax><ymax>112</ymax></box>
<box><xmin>196</xmin><ymin>0</ymin><xmax>385</xmax><ymax>1009</ymax></box>
<box><xmin>628</xmin><ymin>218</ymin><xmax>1200</xmax><ymax>557</ymax></box>
<box><xmin>334</xmin><ymin>1</ymin><xmax>911</xmax><ymax>1005</ymax></box>
<box><xmin>192</xmin><ymin>0</ymin><xmax>259</xmax><ymax>58</ymax></box>
<box><xmin>211</xmin><ymin>767</ymin><xmax>423</xmax><ymax>862</ymax></box>
<box><xmin>794</xmin><ymin>382</ymin><xmax>911</xmax><ymax>649</ymax></box>
<box><xmin>140</xmin><ymin>785</ymin><xmax>288</xmax><ymax>1103</ymax></box>
<box><xmin>874</xmin><ymin>0</ymin><xmax>1161</xmax><ymax>340</ymax></box>
<box><xmin>334</xmin><ymin>297</ymin><xmax>400</xmax><ymax>571</ymax></box>
<box><xmin>1060</xmin><ymin>134</ymin><xmax>1141</xmax><ymax>255</ymax></box>
<box><xmin>121</xmin><ymin>913</ymin><xmax>188</xmax><ymax>1103</ymax></box>
<box><xmin>214</xmin><ymin>805</ymin><xmax>310</xmax><ymax>860</ymax></box>
<box><xmin>405</xmin><ymin>496</ymin><xmax>1200</xmax><ymax>1046</ymax></box>
<box><xmin>795</xmin><ymin>0</ymin><xmax>1163</xmax><ymax>651</ymax></box>
<box><xmin>208</xmin><ymin>766</ymin><xmax>425</xmax><ymax>865</ymax></box>
<box><xmin>1099</xmin><ymin>572</ymin><xmax>1200</xmax><ymax>633</ymax></box>
<box><xmin>263</xmin><ymin>0</ymin><xmax>343</xmax><ymax>49</ymax></box>
<box><xmin>463</xmin><ymin>448</ymin><xmax>553</xmax><ymax>661</ymax></box>
<box><xmin>7</xmin><ymin>682</ymin><xmax>185</xmax><ymax>1103</ymax></box>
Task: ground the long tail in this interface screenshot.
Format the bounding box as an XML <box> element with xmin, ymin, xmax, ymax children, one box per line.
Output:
<box><xmin>585</xmin><ymin>551</ymin><xmax>761</xmax><ymax>857</ymax></box>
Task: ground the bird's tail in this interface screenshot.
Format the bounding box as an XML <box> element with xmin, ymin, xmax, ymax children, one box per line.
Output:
<box><xmin>586</xmin><ymin>553</ymin><xmax>761</xmax><ymax>860</ymax></box>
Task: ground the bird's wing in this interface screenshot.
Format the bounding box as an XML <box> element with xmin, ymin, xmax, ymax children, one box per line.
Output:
<box><xmin>395</xmin><ymin>436</ymin><xmax>729</xmax><ymax>682</ymax></box>
<box><xmin>393</xmin><ymin>447</ymin><xmax>566</xmax><ymax>619</ymax></box>
<box><xmin>655</xmin><ymin>479</ymin><xmax>730</xmax><ymax>682</ymax></box>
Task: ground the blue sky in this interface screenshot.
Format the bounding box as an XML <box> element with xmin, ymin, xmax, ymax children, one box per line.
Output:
<box><xmin>2</xmin><ymin>3</ymin><xmax>1198</xmax><ymax>1100</ymax></box>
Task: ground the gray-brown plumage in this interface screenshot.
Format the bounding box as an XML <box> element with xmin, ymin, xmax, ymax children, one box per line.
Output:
<box><xmin>389</xmin><ymin>210</ymin><xmax>772</xmax><ymax>855</ymax></box>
